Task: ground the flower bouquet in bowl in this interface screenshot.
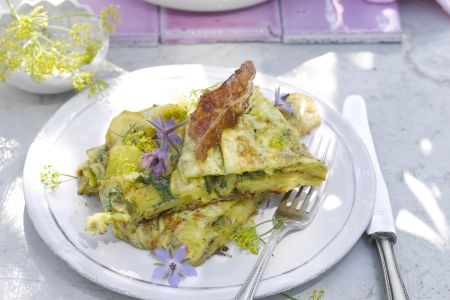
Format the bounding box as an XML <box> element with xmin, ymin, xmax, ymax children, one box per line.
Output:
<box><xmin>0</xmin><ymin>0</ymin><xmax>120</xmax><ymax>94</ymax></box>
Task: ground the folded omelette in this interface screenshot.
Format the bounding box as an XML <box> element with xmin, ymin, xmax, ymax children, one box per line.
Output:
<box><xmin>77</xmin><ymin>61</ymin><xmax>327</xmax><ymax>265</ymax></box>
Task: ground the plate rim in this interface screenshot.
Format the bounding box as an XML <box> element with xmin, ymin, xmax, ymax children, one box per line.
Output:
<box><xmin>22</xmin><ymin>64</ymin><xmax>376</xmax><ymax>299</ymax></box>
<box><xmin>141</xmin><ymin>0</ymin><xmax>269</xmax><ymax>12</ymax></box>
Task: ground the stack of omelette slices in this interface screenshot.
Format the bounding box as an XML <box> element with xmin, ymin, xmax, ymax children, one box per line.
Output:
<box><xmin>77</xmin><ymin>61</ymin><xmax>327</xmax><ymax>266</ymax></box>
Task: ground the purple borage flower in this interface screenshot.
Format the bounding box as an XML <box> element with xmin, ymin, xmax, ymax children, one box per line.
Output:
<box><xmin>274</xmin><ymin>87</ymin><xmax>294</xmax><ymax>115</ymax></box>
<box><xmin>152</xmin><ymin>245</ymin><xmax>197</xmax><ymax>287</ymax></box>
<box><xmin>140</xmin><ymin>116</ymin><xmax>188</xmax><ymax>177</ymax></box>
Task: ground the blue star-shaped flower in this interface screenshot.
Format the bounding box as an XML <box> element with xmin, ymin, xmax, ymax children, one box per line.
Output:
<box><xmin>141</xmin><ymin>116</ymin><xmax>187</xmax><ymax>177</ymax></box>
<box><xmin>152</xmin><ymin>245</ymin><xmax>197</xmax><ymax>287</ymax></box>
<box><xmin>274</xmin><ymin>87</ymin><xmax>294</xmax><ymax>115</ymax></box>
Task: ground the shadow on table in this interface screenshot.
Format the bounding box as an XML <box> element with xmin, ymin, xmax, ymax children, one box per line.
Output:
<box><xmin>22</xmin><ymin>206</ymin><xmax>136</xmax><ymax>300</ymax></box>
<box><xmin>265</xmin><ymin>235</ymin><xmax>385</xmax><ymax>300</ymax></box>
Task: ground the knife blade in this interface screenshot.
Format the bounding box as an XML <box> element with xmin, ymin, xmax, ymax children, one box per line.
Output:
<box><xmin>343</xmin><ymin>95</ymin><xmax>409</xmax><ymax>300</ymax></box>
<box><xmin>342</xmin><ymin>95</ymin><xmax>396</xmax><ymax>238</ymax></box>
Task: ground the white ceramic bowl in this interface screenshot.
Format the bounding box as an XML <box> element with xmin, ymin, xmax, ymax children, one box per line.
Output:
<box><xmin>0</xmin><ymin>0</ymin><xmax>109</xmax><ymax>94</ymax></box>
<box><xmin>142</xmin><ymin>0</ymin><xmax>270</xmax><ymax>12</ymax></box>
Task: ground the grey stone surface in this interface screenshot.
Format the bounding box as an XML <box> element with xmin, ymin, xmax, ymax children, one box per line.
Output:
<box><xmin>1</xmin><ymin>0</ymin><xmax>449</xmax><ymax>299</ymax></box>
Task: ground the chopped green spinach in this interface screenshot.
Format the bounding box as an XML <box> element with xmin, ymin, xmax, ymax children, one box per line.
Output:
<box><xmin>136</xmin><ymin>173</ymin><xmax>175</xmax><ymax>200</ymax></box>
<box><xmin>204</xmin><ymin>176</ymin><xmax>213</xmax><ymax>194</ymax></box>
<box><xmin>105</xmin><ymin>186</ymin><xmax>122</xmax><ymax>212</ymax></box>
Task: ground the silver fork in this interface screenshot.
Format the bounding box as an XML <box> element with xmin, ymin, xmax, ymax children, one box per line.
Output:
<box><xmin>234</xmin><ymin>135</ymin><xmax>336</xmax><ymax>300</ymax></box>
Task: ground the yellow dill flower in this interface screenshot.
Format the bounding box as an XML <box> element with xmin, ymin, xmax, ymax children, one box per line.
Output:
<box><xmin>88</xmin><ymin>78</ymin><xmax>109</xmax><ymax>95</ymax></box>
<box><xmin>30</xmin><ymin>52</ymin><xmax>57</xmax><ymax>80</ymax></box>
<box><xmin>70</xmin><ymin>23</ymin><xmax>94</xmax><ymax>47</ymax></box>
<box><xmin>231</xmin><ymin>221</ymin><xmax>260</xmax><ymax>254</ymax></box>
<box><xmin>73</xmin><ymin>71</ymin><xmax>93</xmax><ymax>91</ymax></box>
<box><xmin>100</xmin><ymin>5</ymin><xmax>121</xmax><ymax>32</ymax></box>
<box><xmin>64</xmin><ymin>51</ymin><xmax>87</xmax><ymax>70</ymax></box>
<box><xmin>40</xmin><ymin>165</ymin><xmax>61</xmax><ymax>189</ymax></box>
<box><xmin>232</xmin><ymin>218</ymin><xmax>284</xmax><ymax>254</ymax></box>
<box><xmin>73</xmin><ymin>71</ymin><xmax>108</xmax><ymax>95</ymax></box>
<box><xmin>281</xmin><ymin>289</ymin><xmax>325</xmax><ymax>300</ymax></box>
<box><xmin>40</xmin><ymin>164</ymin><xmax>77</xmax><ymax>189</ymax></box>
<box><xmin>0</xmin><ymin>3</ymin><xmax>119</xmax><ymax>94</ymax></box>
<box><xmin>125</xmin><ymin>128</ymin><xmax>155</xmax><ymax>152</ymax></box>
<box><xmin>81</xmin><ymin>41</ymin><xmax>101</xmax><ymax>64</ymax></box>
<box><xmin>9</xmin><ymin>5</ymin><xmax>48</xmax><ymax>40</ymax></box>
<box><xmin>310</xmin><ymin>289</ymin><xmax>325</xmax><ymax>300</ymax></box>
<box><xmin>0</xmin><ymin>52</ymin><xmax>7</xmax><ymax>80</ymax></box>
<box><xmin>7</xmin><ymin>55</ymin><xmax>21</xmax><ymax>70</ymax></box>
<box><xmin>51</xmin><ymin>40</ymin><xmax>72</xmax><ymax>73</ymax></box>
<box><xmin>51</xmin><ymin>40</ymin><xmax>70</xmax><ymax>54</ymax></box>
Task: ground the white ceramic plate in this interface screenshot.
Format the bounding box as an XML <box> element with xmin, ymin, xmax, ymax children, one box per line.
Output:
<box><xmin>142</xmin><ymin>0</ymin><xmax>269</xmax><ymax>12</ymax></box>
<box><xmin>23</xmin><ymin>65</ymin><xmax>376</xmax><ymax>300</ymax></box>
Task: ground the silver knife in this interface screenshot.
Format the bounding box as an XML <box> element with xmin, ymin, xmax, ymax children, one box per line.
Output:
<box><xmin>343</xmin><ymin>95</ymin><xmax>409</xmax><ymax>300</ymax></box>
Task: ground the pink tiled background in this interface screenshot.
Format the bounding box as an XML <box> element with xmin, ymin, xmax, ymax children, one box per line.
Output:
<box><xmin>80</xmin><ymin>0</ymin><xmax>402</xmax><ymax>47</ymax></box>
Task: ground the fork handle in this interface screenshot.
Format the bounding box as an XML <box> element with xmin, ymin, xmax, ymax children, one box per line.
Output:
<box><xmin>372</xmin><ymin>234</ymin><xmax>410</xmax><ymax>300</ymax></box>
<box><xmin>234</xmin><ymin>225</ymin><xmax>287</xmax><ymax>300</ymax></box>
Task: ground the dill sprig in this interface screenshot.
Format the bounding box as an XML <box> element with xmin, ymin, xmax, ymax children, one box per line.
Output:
<box><xmin>100</xmin><ymin>5</ymin><xmax>121</xmax><ymax>33</ymax></box>
<box><xmin>280</xmin><ymin>289</ymin><xmax>325</xmax><ymax>300</ymax></box>
<box><xmin>231</xmin><ymin>220</ymin><xmax>260</xmax><ymax>254</ymax></box>
<box><xmin>39</xmin><ymin>164</ymin><xmax>77</xmax><ymax>189</ymax></box>
<box><xmin>0</xmin><ymin>2</ymin><xmax>120</xmax><ymax>94</ymax></box>
<box><xmin>310</xmin><ymin>290</ymin><xmax>325</xmax><ymax>300</ymax></box>
<box><xmin>231</xmin><ymin>218</ymin><xmax>284</xmax><ymax>254</ymax></box>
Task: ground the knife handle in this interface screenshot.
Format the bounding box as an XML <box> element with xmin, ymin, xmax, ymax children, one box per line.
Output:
<box><xmin>371</xmin><ymin>234</ymin><xmax>410</xmax><ymax>300</ymax></box>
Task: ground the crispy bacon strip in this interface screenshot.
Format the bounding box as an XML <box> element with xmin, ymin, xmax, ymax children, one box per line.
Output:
<box><xmin>188</xmin><ymin>60</ymin><xmax>256</xmax><ymax>161</ymax></box>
